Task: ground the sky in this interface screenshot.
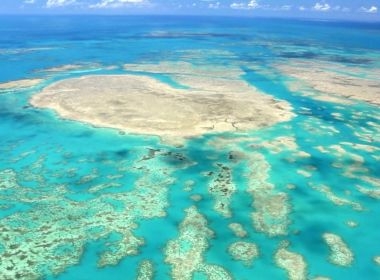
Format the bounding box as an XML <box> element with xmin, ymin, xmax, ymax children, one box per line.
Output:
<box><xmin>0</xmin><ymin>0</ymin><xmax>379</xmax><ymax>21</ymax></box>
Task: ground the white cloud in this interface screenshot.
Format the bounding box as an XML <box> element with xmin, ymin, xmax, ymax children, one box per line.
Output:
<box><xmin>230</xmin><ymin>0</ymin><xmax>259</xmax><ymax>10</ymax></box>
<box><xmin>332</xmin><ymin>5</ymin><xmax>340</xmax><ymax>11</ymax></box>
<box><xmin>313</xmin><ymin>2</ymin><xmax>330</xmax><ymax>11</ymax></box>
<box><xmin>360</xmin><ymin>6</ymin><xmax>378</xmax><ymax>13</ymax></box>
<box><xmin>230</xmin><ymin>3</ymin><xmax>245</xmax><ymax>9</ymax></box>
<box><xmin>46</xmin><ymin>0</ymin><xmax>76</xmax><ymax>7</ymax></box>
<box><xmin>247</xmin><ymin>0</ymin><xmax>258</xmax><ymax>9</ymax></box>
<box><xmin>299</xmin><ymin>6</ymin><xmax>306</xmax><ymax>11</ymax></box>
<box><xmin>332</xmin><ymin>5</ymin><xmax>349</xmax><ymax>12</ymax></box>
<box><xmin>89</xmin><ymin>0</ymin><xmax>148</xmax><ymax>8</ymax></box>
<box><xmin>209</xmin><ymin>2</ymin><xmax>220</xmax><ymax>9</ymax></box>
<box><xmin>280</xmin><ymin>5</ymin><xmax>291</xmax><ymax>11</ymax></box>
<box><xmin>24</xmin><ymin>0</ymin><xmax>35</xmax><ymax>4</ymax></box>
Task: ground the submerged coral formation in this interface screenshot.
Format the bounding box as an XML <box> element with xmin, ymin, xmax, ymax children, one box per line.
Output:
<box><xmin>246</xmin><ymin>153</ymin><xmax>290</xmax><ymax>237</ymax></box>
<box><xmin>356</xmin><ymin>185</ymin><xmax>380</xmax><ymax>199</ymax></box>
<box><xmin>136</xmin><ymin>260</ymin><xmax>154</xmax><ymax>280</ymax></box>
<box><xmin>208</xmin><ymin>135</ymin><xmax>292</xmax><ymax>238</ymax></box>
<box><xmin>0</xmin><ymin>147</ymin><xmax>193</xmax><ymax>279</ymax></box>
<box><xmin>208</xmin><ymin>163</ymin><xmax>236</xmax><ymax>218</ymax></box>
<box><xmin>323</xmin><ymin>233</ymin><xmax>354</xmax><ymax>267</ymax></box>
<box><xmin>197</xmin><ymin>264</ymin><xmax>233</xmax><ymax>280</ymax></box>
<box><xmin>228</xmin><ymin>223</ymin><xmax>248</xmax><ymax>238</ymax></box>
<box><xmin>275</xmin><ymin>241</ymin><xmax>308</xmax><ymax>280</ymax></box>
<box><xmin>346</xmin><ymin>221</ymin><xmax>358</xmax><ymax>228</ymax></box>
<box><xmin>164</xmin><ymin>206</ymin><xmax>231</xmax><ymax>280</ymax></box>
<box><xmin>309</xmin><ymin>184</ymin><xmax>363</xmax><ymax>211</ymax></box>
<box><xmin>228</xmin><ymin>241</ymin><xmax>259</xmax><ymax>266</ymax></box>
<box><xmin>374</xmin><ymin>256</ymin><xmax>380</xmax><ymax>266</ymax></box>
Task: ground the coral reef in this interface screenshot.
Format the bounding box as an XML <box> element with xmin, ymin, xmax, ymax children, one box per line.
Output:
<box><xmin>208</xmin><ymin>163</ymin><xmax>236</xmax><ymax>218</ymax></box>
<box><xmin>277</xmin><ymin>60</ymin><xmax>380</xmax><ymax>105</ymax></box>
<box><xmin>228</xmin><ymin>241</ymin><xmax>259</xmax><ymax>266</ymax></box>
<box><xmin>309</xmin><ymin>184</ymin><xmax>363</xmax><ymax>211</ymax></box>
<box><xmin>164</xmin><ymin>206</ymin><xmax>231</xmax><ymax>280</ymax></box>
<box><xmin>228</xmin><ymin>223</ymin><xmax>248</xmax><ymax>238</ymax></box>
<box><xmin>246</xmin><ymin>153</ymin><xmax>290</xmax><ymax>237</ymax></box>
<box><xmin>0</xmin><ymin>147</ymin><xmax>192</xmax><ymax>279</ymax></box>
<box><xmin>136</xmin><ymin>260</ymin><xmax>154</xmax><ymax>280</ymax></box>
<box><xmin>275</xmin><ymin>241</ymin><xmax>308</xmax><ymax>280</ymax></box>
<box><xmin>0</xmin><ymin>79</ymin><xmax>42</xmax><ymax>91</ymax></box>
<box><xmin>323</xmin><ymin>233</ymin><xmax>354</xmax><ymax>267</ymax></box>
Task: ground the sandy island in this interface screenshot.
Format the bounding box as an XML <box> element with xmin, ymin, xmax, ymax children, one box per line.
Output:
<box><xmin>31</xmin><ymin>62</ymin><xmax>294</xmax><ymax>140</ymax></box>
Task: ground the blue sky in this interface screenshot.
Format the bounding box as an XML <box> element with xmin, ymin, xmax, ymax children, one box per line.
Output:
<box><xmin>1</xmin><ymin>0</ymin><xmax>379</xmax><ymax>20</ymax></box>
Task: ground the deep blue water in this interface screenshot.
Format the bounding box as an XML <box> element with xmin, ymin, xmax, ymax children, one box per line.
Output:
<box><xmin>0</xmin><ymin>15</ymin><xmax>379</xmax><ymax>280</ymax></box>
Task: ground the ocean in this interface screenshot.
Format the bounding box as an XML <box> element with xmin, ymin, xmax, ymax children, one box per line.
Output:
<box><xmin>0</xmin><ymin>15</ymin><xmax>379</xmax><ymax>279</ymax></box>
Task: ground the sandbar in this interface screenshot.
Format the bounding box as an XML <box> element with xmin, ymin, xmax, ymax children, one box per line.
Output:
<box><xmin>31</xmin><ymin>63</ymin><xmax>293</xmax><ymax>140</ymax></box>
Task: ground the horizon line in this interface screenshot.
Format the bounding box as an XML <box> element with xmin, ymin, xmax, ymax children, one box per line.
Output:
<box><xmin>0</xmin><ymin>13</ymin><xmax>379</xmax><ymax>23</ymax></box>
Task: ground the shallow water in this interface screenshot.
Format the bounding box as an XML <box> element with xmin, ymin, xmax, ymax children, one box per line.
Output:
<box><xmin>0</xmin><ymin>16</ymin><xmax>379</xmax><ymax>279</ymax></box>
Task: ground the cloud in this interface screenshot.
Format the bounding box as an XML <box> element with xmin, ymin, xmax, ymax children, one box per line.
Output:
<box><xmin>230</xmin><ymin>0</ymin><xmax>259</xmax><ymax>10</ymax></box>
<box><xmin>303</xmin><ymin>4</ymin><xmax>350</xmax><ymax>13</ymax></box>
<box><xmin>208</xmin><ymin>2</ymin><xmax>220</xmax><ymax>9</ymax></box>
<box><xmin>360</xmin><ymin>6</ymin><xmax>378</xmax><ymax>13</ymax></box>
<box><xmin>89</xmin><ymin>0</ymin><xmax>148</xmax><ymax>8</ymax></box>
<box><xmin>332</xmin><ymin>5</ymin><xmax>350</xmax><ymax>12</ymax></box>
<box><xmin>24</xmin><ymin>0</ymin><xmax>35</xmax><ymax>4</ymax></box>
<box><xmin>46</xmin><ymin>0</ymin><xmax>76</xmax><ymax>7</ymax></box>
<box><xmin>313</xmin><ymin>2</ymin><xmax>330</xmax><ymax>11</ymax></box>
<box><xmin>332</xmin><ymin>5</ymin><xmax>340</xmax><ymax>11</ymax></box>
<box><xmin>280</xmin><ymin>5</ymin><xmax>291</xmax><ymax>11</ymax></box>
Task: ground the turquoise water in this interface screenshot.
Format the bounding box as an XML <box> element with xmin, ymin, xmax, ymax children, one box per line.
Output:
<box><xmin>0</xmin><ymin>16</ymin><xmax>379</xmax><ymax>279</ymax></box>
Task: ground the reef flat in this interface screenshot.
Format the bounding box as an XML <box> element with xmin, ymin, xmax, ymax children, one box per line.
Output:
<box><xmin>36</xmin><ymin>63</ymin><xmax>103</xmax><ymax>73</ymax></box>
<box><xmin>31</xmin><ymin>62</ymin><xmax>293</xmax><ymax>141</ymax></box>
<box><xmin>276</xmin><ymin>60</ymin><xmax>380</xmax><ymax>105</ymax></box>
<box><xmin>0</xmin><ymin>79</ymin><xmax>42</xmax><ymax>91</ymax></box>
